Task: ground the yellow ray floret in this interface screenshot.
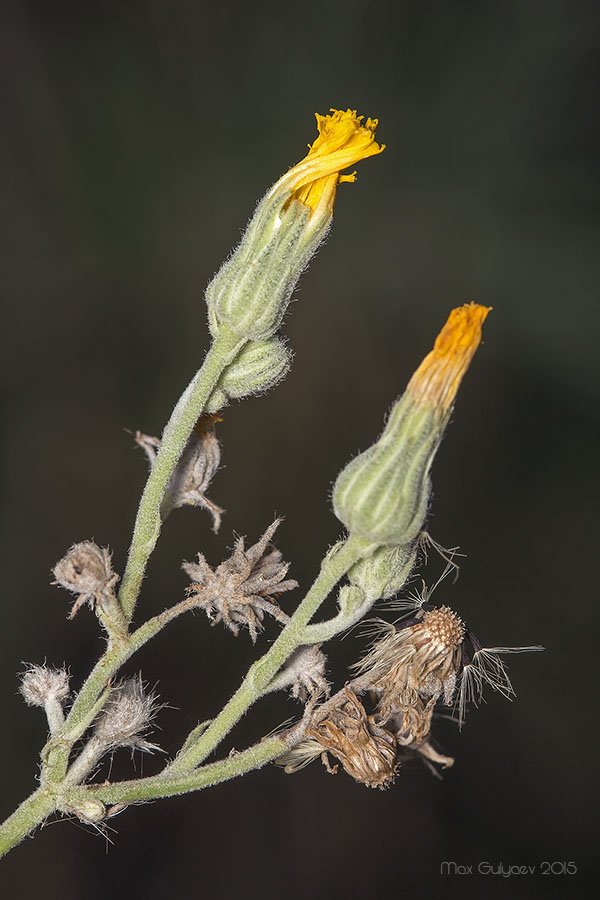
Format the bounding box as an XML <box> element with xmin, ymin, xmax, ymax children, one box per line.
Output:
<box><xmin>408</xmin><ymin>303</ymin><xmax>492</xmax><ymax>414</ymax></box>
<box><xmin>270</xmin><ymin>109</ymin><xmax>385</xmax><ymax>217</ymax></box>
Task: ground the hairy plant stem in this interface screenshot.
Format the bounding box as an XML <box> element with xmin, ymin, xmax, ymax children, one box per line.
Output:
<box><xmin>118</xmin><ymin>325</ymin><xmax>246</xmax><ymax>624</ymax></box>
<box><xmin>0</xmin><ymin>789</ymin><xmax>56</xmax><ymax>860</ymax></box>
<box><xmin>72</xmin><ymin>735</ymin><xmax>289</xmax><ymax>805</ymax></box>
<box><xmin>0</xmin><ymin>325</ymin><xmax>373</xmax><ymax>857</ymax></box>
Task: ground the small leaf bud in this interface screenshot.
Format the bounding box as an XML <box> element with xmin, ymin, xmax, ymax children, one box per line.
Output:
<box><xmin>333</xmin><ymin>304</ymin><xmax>490</xmax><ymax>545</ymax></box>
<box><xmin>348</xmin><ymin>543</ymin><xmax>417</xmax><ymax>601</ymax></box>
<box><xmin>206</xmin><ymin>338</ymin><xmax>291</xmax><ymax>412</ymax></box>
<box><xmin>66</xmin><ymin>799</ymin><xmax>106</xmax><ymax>824</ymax></box>
<box><xmin>52</xmin><ymin>542</ymin><xmax>119</xmax><ymax>619</ymax></box>
<box><xmin>19</xmin><ymin>665</ymin><xmax>70</xmax><ymax>708</ymax></box>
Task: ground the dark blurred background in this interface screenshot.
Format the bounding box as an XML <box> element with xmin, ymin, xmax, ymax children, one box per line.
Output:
<box><xmin>1</xmin><ymin>1</ymin><xmax>598</xmax><ymax>898</ymax></box>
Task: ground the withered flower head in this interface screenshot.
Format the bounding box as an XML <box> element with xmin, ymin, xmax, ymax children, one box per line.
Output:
<box><xmin>135</xmin><ymin>414</ymin><xmax>224</xmax><ymax>532</ymax></box>
<box><xmin>280</xmin><ymin>687</ymin><xmax>397</xmax><ymax>789</ymax></box>
<box><xmin>182</xmin><ymin>519</ymin><xmax>297</xmax><ymax>643</ymax></box>
<box><xmin>52</xmin><ymin>542</ymin><xmax>118</xmax><ymax>618</ymax></box>
<box><xmin>356</xmin><ymin>606</ymin><xmax>465</xmax><ymax>748</ymax></box>
<box><xmin>94</xmin><ymin>676</ymin><xmax>160</xmax><ymax>752</ymax></box>
<box><xmin>356</xmin><ymin>596</ymin><xmax>542</xmax><ymax>753</ymax></box>
<box><xmin>19</xmin><ymin>664</ymin><xmax>70</xmax><ymax>708</ymax></box>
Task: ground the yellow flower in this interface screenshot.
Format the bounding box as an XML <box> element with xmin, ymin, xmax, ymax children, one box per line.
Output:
<box><xmin>407</xmin><ymin>303</ymin><xmax>492</xmax><ymax>415</ymax></box>
<box><xmin>268</xmin><ymin>108</ymin><xmax>385</xmax><ymax>219</ymax></box>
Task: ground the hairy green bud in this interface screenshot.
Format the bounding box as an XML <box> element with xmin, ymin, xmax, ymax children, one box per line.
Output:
<box><xmin>206</xmin><ymin>196</ymin><xmax>328</xmax><ymax>342</ymax></box>
<box><xmin>206</xmin><ymin>338</ymin><xmax>291</xmax><ymax>412</ymax></box>
<box><xmin>333</xmin><ymin>304</ymin><xmax>490</xmax><ymax>546</ymax></box>
<box><xmin>348</xmin><ymin>543</ymin><xmax>417</xmax><ymax>600</ymax></box>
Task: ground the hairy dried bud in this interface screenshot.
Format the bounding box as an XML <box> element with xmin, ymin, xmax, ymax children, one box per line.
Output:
<box><xmin>94</xmin><ymin>677</ymin><xmax>159</xmax><ymax>751</ymax></box>
<box><xmin>65</xmin><ymin>799</ymin><xmax>107</xmax><ymax>824</ymax></box>
<box><xmin>183</xmin><ymin>519</ymin><xmax>297</xmax><ymax>642</ymax></box>
<box><xmin>280</xmin><ymin>687</ymin><xmax>397</xmax><ymax>789</ymax></box>
<box><xmin>52</xmin><ymin>542</ymin><xmax>118</xmax><ymax>619</ymax></box>
<box><xmin>135</xmin><ymin>414</ymin><xmax>224</xmax><ymax>532</ymax></box>
<box><xmin>19</xmin><ymin>665</ymin><xmax>70</xmax><ymax>708</ymax></box>
<box><xmin>283</xmin><ymin>645</ymin><xmax>330</xmax><ymax>701</ymax></box>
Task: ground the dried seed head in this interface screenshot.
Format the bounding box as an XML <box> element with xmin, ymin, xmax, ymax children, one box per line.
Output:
<box><xmin>299</xmin><ymin>688</ymin><xmax>397</xmax><ymax>789</ymax></box>
<box><xmin>52</xmin><ymin>542</ymin><xmax>118</xmax><ymax>618</ymax></box>
<box><xmin>183</xmin><ymin>519</ymin><xmax>297</xmax><ymax>642</ymax></box>
<box><xmin>94</xmin><ymin>677</ymin><xmax>160</xmax><ymax>751</ymax></box>
<box><xmin>19</xmin><ymin>665</ymin><xmax>70</xmax><ymax>708</ymax></box>
<box><xmin>355</xmin><ymin>606</ymin><xmax>465</xmax><ymax>747</ymax></box>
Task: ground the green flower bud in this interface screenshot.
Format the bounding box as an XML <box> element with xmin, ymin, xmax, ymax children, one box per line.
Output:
<box><xmin>206</xmin><ymin>197</ymin><xmax>325</xmax><ymax>342</ymax></box>
<box><xmin>333</xmin><ymin>304</ymin><xmax>490</xmax><ymax>546</ymax></box>
<box><xmin>348</xmin><ymin>543</ymin><xmax>417</xmax><ymax>600</ymax></box>
<box><xmin>206</xmin><ymin>339</ymin><xmax>291</xmax><ymax>412</ymax></box>
<box><xmin>205</xmin><ymin>109</ymin><xmax>384</xmax><ymax>342</ymax></box>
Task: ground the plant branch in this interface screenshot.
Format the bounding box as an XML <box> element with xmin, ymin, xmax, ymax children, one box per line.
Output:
<box><xmin>71</xmin><ymin>735</ymin><xmax>289</xmax><ymax>806</ymax></box>
<box><xmin>118</xmin><ymin>325</ymin><xmax>246</xmax><ymax>624</ymax></box>
<box><xmin>166</xmin><ymin>533</ymin><xmax>372</xmax><ymax>775</ymax></box>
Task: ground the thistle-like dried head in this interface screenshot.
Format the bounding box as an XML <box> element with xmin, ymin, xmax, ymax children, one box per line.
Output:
<box><xmin>182</xmin><ymin>519</ymin><xmax>297</xmax><ymax>642</ymax></box>
<box><xmin>52</xmin><ymin>542</ymin><xmax>118</xmax><ymax>618</ymax></box>
<box><xmin>280</xmin><ymin>687</ymin><xmax>398</xmax><ymax>789</ymax></box>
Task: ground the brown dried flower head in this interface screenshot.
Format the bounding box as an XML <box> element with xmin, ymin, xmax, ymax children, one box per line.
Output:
<box><xmin>52</xmin><ymin>542</ymin><xmax>118</xmax><ymax>618</ymax></box>
<box><xmin>135</xmin><ymin>414</ymin><xmax>224</xmax><ymax>532</ymax></box>
<box><xmin>19</xmin><ymin>664</ymin><xmax>70</xmax><ymax>708</ymax></box>
<box><xmin>356</xmin><ymin>595</ymin><xmax>542</xmax><ymax>758</ymax></box>
<box><xmin>356</xmin><ymin>605</ymin><xmax>465</xmax><ymax>748</ymax></box>
<box><xmin>182</xmin><ymin>519</ymin><xmax>297</xmax><ymax>642</ymax></box>
<box><xmin>280</xmin><ymin>687</ymin><xmax>397</xmax><ymax>789</ymax></box>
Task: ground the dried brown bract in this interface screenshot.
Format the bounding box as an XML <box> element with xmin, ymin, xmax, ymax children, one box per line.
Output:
<box><xmin>281</xmin><ymin>687</ymin><xmax>398</xmax><ymax>789</ymax></box>
<box><xmin>182</xmin><ymin>519</ymin><xmax>297</xmax><ymax>642</ymax></box>
<box><xmin>52</xmin><ymin>542</ymin><xmax>119</xmax><ymax>619</ymax></box>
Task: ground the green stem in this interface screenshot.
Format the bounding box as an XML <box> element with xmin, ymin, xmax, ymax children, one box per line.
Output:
<box><xmin>0</xmin><ymin>788</ymin><xmax>57</xmax><ymax>860</ymax></box>
<box><xmin>70</xmin><ymin>735</ymin><xmax>287</xmax><ymax>806</ymax></box>
<box><xmin>166</xmin><ymin>534</ymin><xmax>369</xmax><ymax>775</ymax></box>
<box><xmin>118</xmin><ymin>326</ymin><xmax>246</xmax><ymax>623</ymax></box>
